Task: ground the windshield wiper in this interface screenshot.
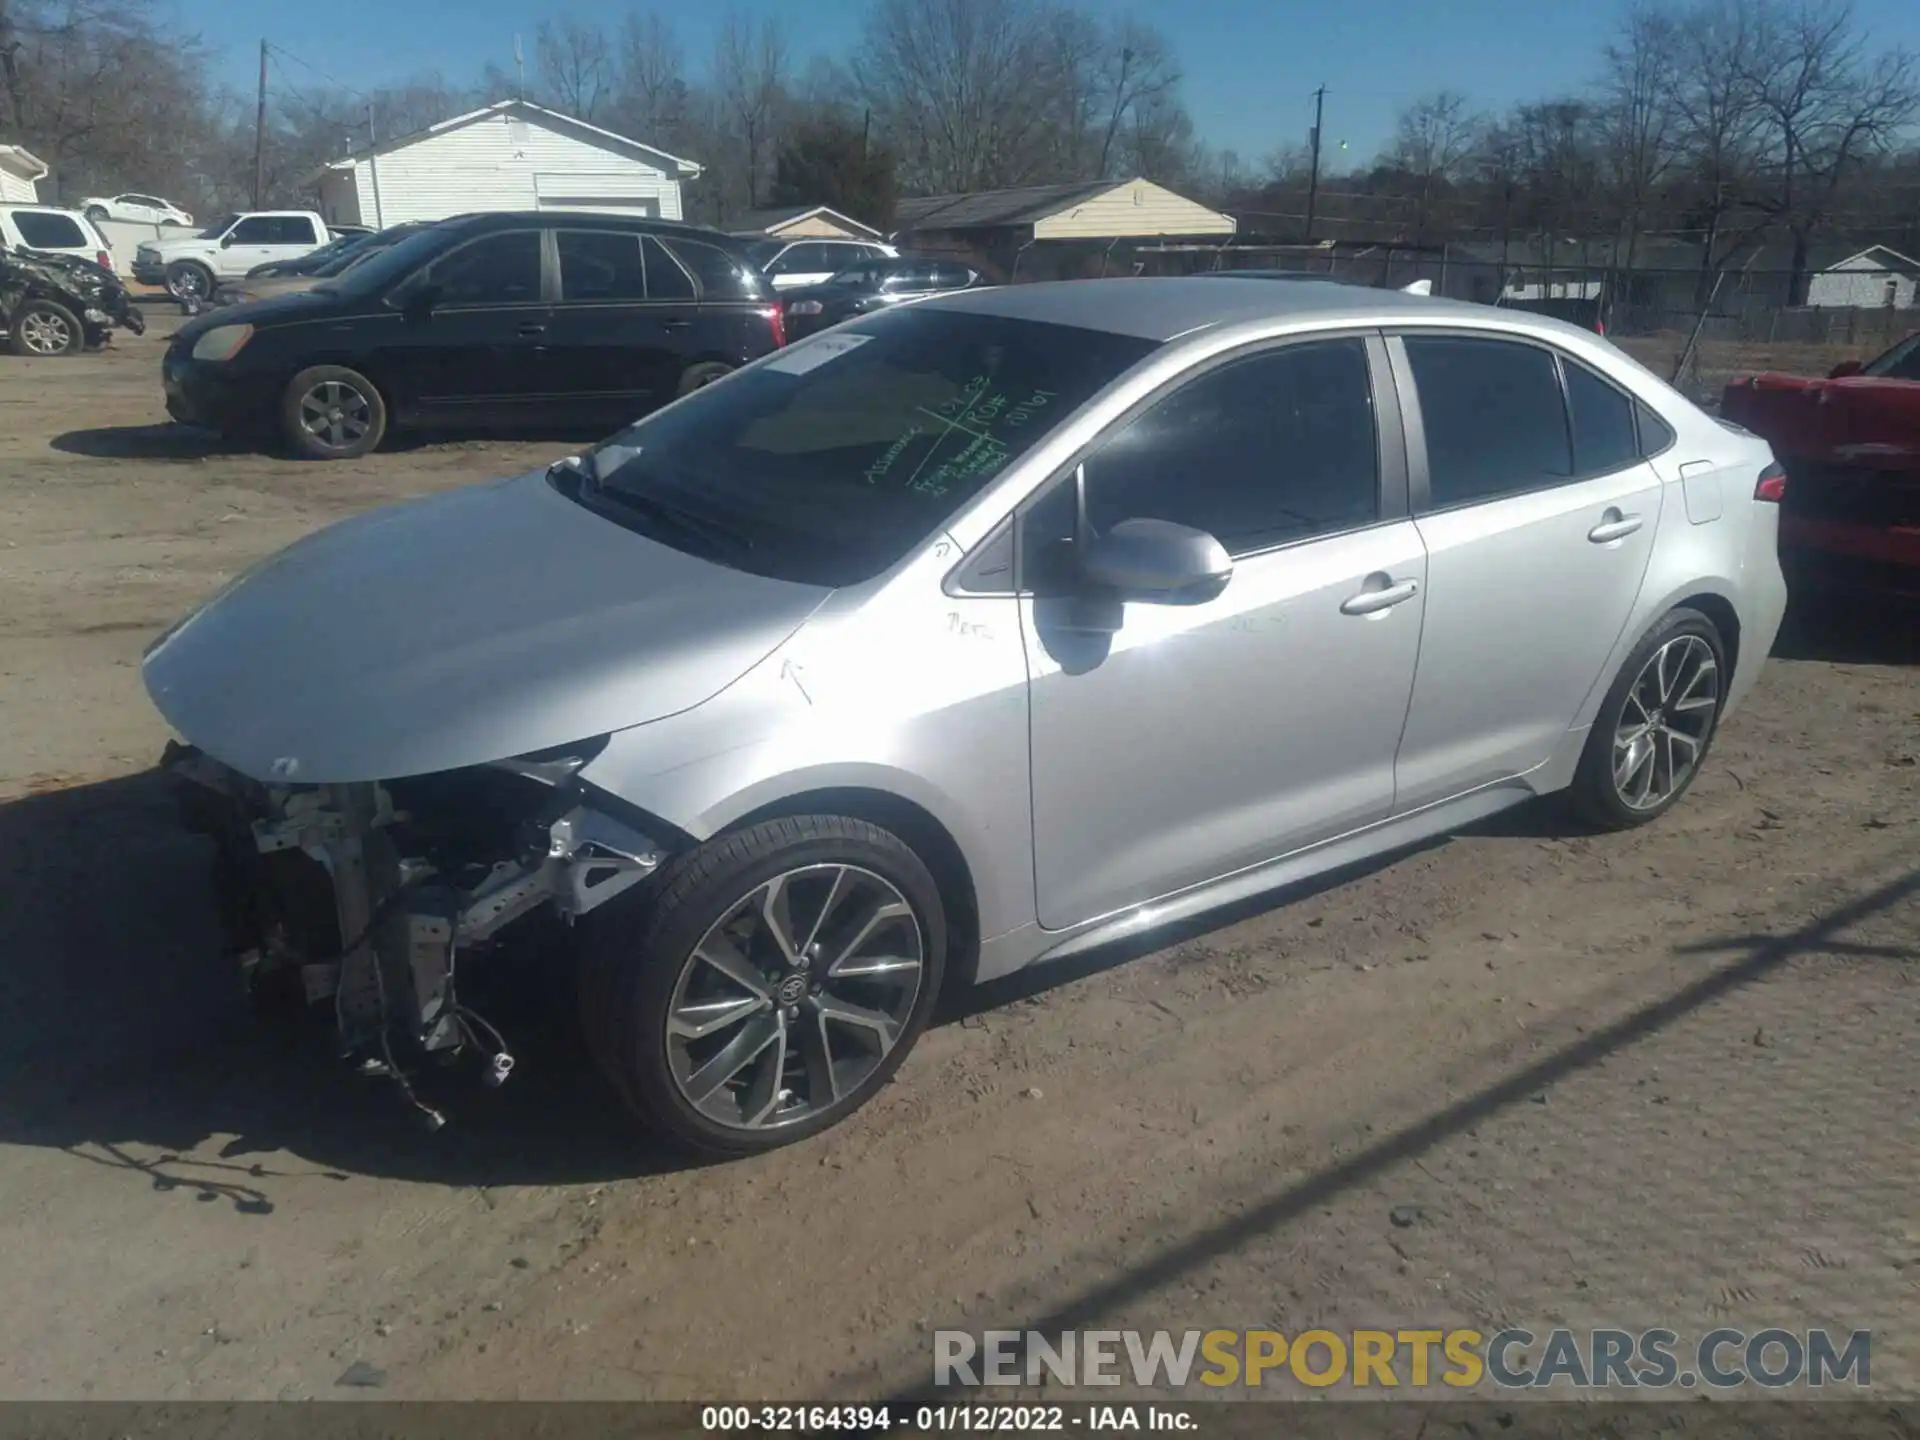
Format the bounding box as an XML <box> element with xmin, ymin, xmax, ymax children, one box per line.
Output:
<box><xmin>552</xmin><ymin>455</ymin><xmax>755</xmax><ymax>557</ymax></box>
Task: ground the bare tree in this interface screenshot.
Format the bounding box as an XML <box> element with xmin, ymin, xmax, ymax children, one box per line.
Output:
<box><xmin>536</xmin><ymin>15</ymin><xmax>614</xmax><ymax>122</ymax></box>
<box><xmin>1382</xmin><ymin>90</ymin><xmax>1479</xmax><ymax>241</ymax></box>
<box><xmin>1740</xmin><ymin>0</ymin><xmax>1919</xmax><ymax>299</ymax></box>
<box><xmin>712</xmin><ymin>10</ymin><xmax>789</xmax><ymax>211</ymax></box>
<box><xmin>612</xmin><ymin>10</ymin><xmax>690</xmax><ymax>146</ymax></box>
<box><xmin>1597</xmin><ymin>3</ymin><xmax>1680</xmax><ymax>316</ymax></box>
<box><xmin>1665</xmin><ymin>0</ymin><xmax>1770</xmax><ymax>299</ymax></box>
<box><xmin>1092</xmin><ymin>19</ymin><xmax>1179</xmax><ymax>179</ymax></box>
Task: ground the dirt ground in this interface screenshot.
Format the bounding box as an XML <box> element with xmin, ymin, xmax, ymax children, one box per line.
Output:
<box><xmin>0</xmin><ymin>313</ymin><xmax>1915</xmax><ymax>1405</ymax></box>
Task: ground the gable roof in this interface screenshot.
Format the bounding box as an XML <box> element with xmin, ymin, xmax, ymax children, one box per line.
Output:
<box><xmin>312</xmin><ymin>99</ymin><xmax>701</xmax><ymax>180</ymax></box>
<box><xmin>731</xmin><ymin>204</ymin><xmax>882</xmax><ymax>239</ymax></box>
<box><xmin>0</xmin><ymin>145</ymin><xmax>48</xmax><ymax>181</ymax></box>
<box><xmin>893</xmin><ymin>179</ymin><xmax>1119</xmax><ymax>232</ymax></box>
<box><xmin>1818</xmin><ymin>244</ymin><xmax>1920</xmax><ymax>276</ymax></box>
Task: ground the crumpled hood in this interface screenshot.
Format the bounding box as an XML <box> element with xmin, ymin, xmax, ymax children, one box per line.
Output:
<box><xmin>142</xmin><ymin>470</ymin><xmax>831</xmax><ymax>783</ymax></box>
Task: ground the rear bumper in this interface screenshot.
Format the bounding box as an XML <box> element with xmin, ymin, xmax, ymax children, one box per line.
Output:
<box><xmin>1781</xmin><ymin>516</ymin><xmax>1920</xmax><ymax>600</ymax></box>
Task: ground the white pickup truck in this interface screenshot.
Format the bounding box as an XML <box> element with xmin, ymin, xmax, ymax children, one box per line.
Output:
<box><xmin>133</xmin><ymin>211</ymin><xmax>332</xmax><ymax>302</ymax></box>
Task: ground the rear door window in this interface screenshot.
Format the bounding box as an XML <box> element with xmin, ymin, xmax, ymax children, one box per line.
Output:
<box><xmin>14</xmin><ymin>211</ymin><xmax>88</xmax><ymax>248</ymax></box>
<box><xmin>1403</xmin><ymin>335</ymin><xmax>1574</xmax><ymax>508</ymax></box>
<box><xmin>557</xmin><ymin>230</ymin><xmax>647</xmax><ymax>302</ymax></box>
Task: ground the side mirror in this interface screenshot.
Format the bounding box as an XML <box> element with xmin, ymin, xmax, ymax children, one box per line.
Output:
<box><xmin>395</xmin><ymin>280</ymin><xmax>442</xmax><ymax>319</ymax></box>
<box><xmin>219</xmin><ymin>234</ymin><xmax>235</xmax><ymax>248</ymax></box>
<box><xmin>1081</xmin><ymin>517</ymin><xmax>1235</xmax><ymax>602</ymax></box>
<box><xmin>1828</xmin><ymin>359</ymin><xmax>1864</xmax><ymax>379</ymax></box>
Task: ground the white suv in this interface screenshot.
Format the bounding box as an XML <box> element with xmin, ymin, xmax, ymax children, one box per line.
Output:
<box><xmin>743</xmin><ymin>237</ymin><xmax>896</xmax><ymax>290</ymax></box>
<box><xmin>0</xmin><ymin>205</ymin><xmax>116</xmax><ymax>272</ymax></box>
<box><xmin>133</xmin><ymin>211</ymin><xmax>331</xmax><ymax>302</ymax></box>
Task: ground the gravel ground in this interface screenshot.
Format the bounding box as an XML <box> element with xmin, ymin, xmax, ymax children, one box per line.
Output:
<box><xmin>0</xmin><ymin>313</ymin><xmax>1914</xmax><ymax>1405</ymax></box>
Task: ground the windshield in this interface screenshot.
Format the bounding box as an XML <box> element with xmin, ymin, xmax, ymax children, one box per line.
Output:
<box><xmin>196</xmin><ymin>214</ymin><xmax>239</xmax><ymax>240</ymax></box>
<box><xmin>1862</xmin><ymin>332</ymin><xmax>1920</xmax><ymax>380</ymax></box>
<box><xmin>323</xmin><ymin>224</ymin><xmax>453</xmax><ymax>297</ymax></box>
<box><xmin>561</xmin><ymin>306</ymin><xmax>1160</xmax><ymax>587</ymax></box>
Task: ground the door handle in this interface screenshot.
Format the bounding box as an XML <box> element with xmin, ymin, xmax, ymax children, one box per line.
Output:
<box><xmin>1588</xmin><ymin>511</ymin><xmax>1643</xmax><ymax>544</ymax></box>
<box><xmin>659</xmin><ymin>318</ymin><xmax>692</xmax><ymax>330</ymax></box>
<box><xmin>517</xmin><ymin>322</ymin><xmax>547</xmax><ymax>336</ymax></box>
<box><xmin>1340</xmin><ymin>577</ymin><xmax>1420</xmax><ymax>616</ymax></box>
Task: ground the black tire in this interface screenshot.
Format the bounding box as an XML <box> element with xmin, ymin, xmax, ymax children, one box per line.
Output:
<box><xmin>84</xmin><ymin>205</ymin><xmax>109</xmax><ymax>225</ymax></box>
<box><xmin>1568</xmin><ymin>606</ymin><xmax>1728</xmax><ymax>831</ymax></box>
<box><xmin>279</xmin><ymin>365</ymin><xmax>388</xmax><ymax>460</ymax></box>
<box><xmin>165</xmin><ymin>260</ymin><xmax>214</xmax><ymax>303</ymax></box>
<box><xmin>677</xmin><ymin>360</ymin><xmax>733</xmax><ymax>396</ymax></box>
<box><xmin>7</xmin><ymin>299</ymin><xmax>84</xmax><ymax>356</ymax></box>
<box><xmin>580</xmin><ymin>815</ymin><xmax>948</xmax><ymax>1157</ymax></box>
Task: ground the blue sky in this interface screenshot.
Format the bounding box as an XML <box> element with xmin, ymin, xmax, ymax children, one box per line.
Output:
<box><xmin>183</xmin><ymin>0</ymin><xmax>1920</xmax><ymax>166</ymax></box>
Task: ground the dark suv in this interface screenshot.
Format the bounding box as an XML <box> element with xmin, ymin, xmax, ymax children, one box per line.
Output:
<box><xmin>162</xmin><ymin>212</ymin><xmax>787</xmax><ymax>459</ymax></box>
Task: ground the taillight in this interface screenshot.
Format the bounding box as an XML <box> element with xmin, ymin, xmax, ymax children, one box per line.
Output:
<box><xmin>762</xmin><ymin>303</ymin><xmax>787</xmax><ymax>348</ymax></box>
<box><xmin>96</xmin><ymin>250</ymin><xmax>113</xmax><ymax>271</ymax></box>
<box><xmin>1755</xmin><ymin>461</ymin><xmax>1787</xmax><ymax>503</ymax></box>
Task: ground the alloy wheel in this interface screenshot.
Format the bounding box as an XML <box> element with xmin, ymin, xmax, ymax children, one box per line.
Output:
<box><xmin>297</xmin><ymin>380</ymin><xmax>374</xmax><ymax>452</ymax></box>
<box><xmin>19</xmin><ymin>310</ymin><xmax>73</xmax><ymax>354</ymax></box>
<box><xmin>665</xmin><ymin>863</ymin><xmax>925</xmax><ymax>1132</ymax></box>
<box><xmin>1612</xmin><ymin>633</ymin><xmax>1719</xmax><ymax>811</ymax></box>
<box><xmin>169</xmin><ymin>269</ymin><xmax>207</xmax><ymax>300</ymax></box>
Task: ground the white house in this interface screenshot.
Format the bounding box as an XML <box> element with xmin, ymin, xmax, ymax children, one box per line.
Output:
<box><xmin>0</xmin><ymin>145</ymin><xmax>48</xmax><ymax>203</ymax></box>
<box><xmin>1806</xmin><ymin>245</ymin><xmax>1920</xmax><ymax>310</ymax></box>
<box><xmin>307</xmin><ymin>99</ymin><xmax>702</xmax><ymax>230</ymax></box>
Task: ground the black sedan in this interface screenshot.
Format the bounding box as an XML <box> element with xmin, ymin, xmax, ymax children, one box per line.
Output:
<box><xmin>781</xmin><ymin>256</ymin><xmax>983</xmax><ymax>339</ymax></box>
<box><xmin>163</xmin><ymin>212</ymin><xmax>786</xmax><ymax>459</ymax></box>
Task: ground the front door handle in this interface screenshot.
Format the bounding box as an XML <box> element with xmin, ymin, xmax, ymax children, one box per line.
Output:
<box><xmin>1340</xmin><ymin>577</ymin><xmax>1420</xmax><ymax>616</ymax></box>
<box><xmin>660</xmin><ymin>318</ymin><xmax>692</xmax><ymax>330</ymax></box>
<box><xmin>517</xmin><ymin>322</ymin><xmax>547</xmax><ymax>336</ymax></box>
<box><xmin>1588</xmin><ymin>510</ymin><xmax>1643</xmax><ymax>544</ymax></box>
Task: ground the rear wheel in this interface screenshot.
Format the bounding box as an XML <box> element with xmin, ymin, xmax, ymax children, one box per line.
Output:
<box><xmin>280</xmin><ymin>365</ymin><xmax>388</xmax><ymax>460</ymax></box>
<box><xmin>677</xmin><ymin>360</ymin><xmax>733</xmax><ymax>396</ymax></box>
<box><xmin>8</xmin><ymin>300</ymin><xmax>83</xmax><ymax>356</ymax></box>
<box><xmin>580</xmin><ymin>816</ymin><xmax>946</xmax><ymax>1157</ymax></box>
<box><xmin>1568</xmin><ymin>607</ymin><xmax>1727</xmax><ymax>830</ymax></box>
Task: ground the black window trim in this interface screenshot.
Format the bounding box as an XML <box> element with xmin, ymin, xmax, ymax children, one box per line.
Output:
<box><xmin>382</xmin><ymin>226</ymin><xmax>554</xmax><ymax>310</ymax></box>
<box><xmin>1387</xmin><ymin>328</ymin><xmax>1669</xmax><ymax>517</ymax></box>
<box><xmin>981</xmin><ymin>327</ymin><xmax>1407</xmax><ymax>598</ymax></box>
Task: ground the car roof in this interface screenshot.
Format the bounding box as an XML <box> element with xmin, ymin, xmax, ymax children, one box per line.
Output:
<box><xmin>437</xmin><ymin>210</ymin><xmax>749</xmax><ymax>245</ymax></box>
<box><xmin>917</xmin><ymin>275</ymin><xmax>1588</xmax><ymax>346</ymax></box>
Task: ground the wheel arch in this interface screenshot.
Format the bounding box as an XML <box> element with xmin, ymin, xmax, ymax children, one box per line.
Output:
<box><xmin>721</xmin><ymin>785</ymin><xmax>983</xmax><ymax>994</ymax></box>
<box><xmin>1571</xmin><ymin>574</ymin><xmax>1745</xmax><ymax>731</ymax></box>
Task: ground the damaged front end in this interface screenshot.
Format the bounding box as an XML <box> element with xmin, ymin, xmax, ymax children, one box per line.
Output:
<box><xmin>164</xmin><ymin>738</ymin><xmax>667</xmax><ymax>1122</ymax></box>
<box><xmin>5</xmin><ymin>249</ymin><xmax>146</xmax><ymax>343</ymax></box>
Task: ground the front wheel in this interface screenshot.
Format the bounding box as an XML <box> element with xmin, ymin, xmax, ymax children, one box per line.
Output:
<box><xmin>279</xmin><ymin>365</ymin><xmax>388</xmax><ymax>460</ymax></box>
<box><xmin>1568</xmin><ymin>607</ymin><xmax>1727</xmax><ymax>830</ymax></box>
<box><xmin>8</xmin><ymin>300</ymin><xmax>84</xmax><ymax>356</ymax></box>
<box><xmin>165</xmin><ymin>261</ymin><xmax>213</xmax><ymax>303</ymax></box>
<box><xmin>580</xmin><ymin>816</ymin><xmax>947</xmax><ymax>1157</ymax></box>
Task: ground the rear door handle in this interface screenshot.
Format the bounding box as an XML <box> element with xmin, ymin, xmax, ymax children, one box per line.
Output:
<box><xmin>660</xmin><ymin>318</ymin><xmax>692</xmax><ymax>330</ymax></box>
<box><xmin>1588</xmin><ymin>512</ymin><xmax>1643</xmax><ymax>544</ymax></box>
<box><xmin>1340</xmin><ymin>578</ymin><xmax>1420</xmax><ymax>616</ymax></box>
<box><xmin>517</xmin><ymin>322</ymin><xmax>547</xmax><ymax>336</ymax></box>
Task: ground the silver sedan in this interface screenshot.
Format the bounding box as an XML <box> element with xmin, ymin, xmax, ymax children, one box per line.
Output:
<box><xmin>143</xmin><ymin>277</ymin><xmax>1789</xmax><ymax>1156</ymax></box>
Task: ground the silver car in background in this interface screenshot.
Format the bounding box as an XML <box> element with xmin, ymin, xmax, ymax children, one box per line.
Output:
<box><xmin>143</xmin><ymin>278</ymin><xmax>1788</xmax><ymax>1157</ymax></box>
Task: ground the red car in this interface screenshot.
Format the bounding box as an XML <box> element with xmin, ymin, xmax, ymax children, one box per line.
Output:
<box><xmin>1720</xmin><ymin>330</ymin><xmax>1920</xmax><ymax>601</ymax></box>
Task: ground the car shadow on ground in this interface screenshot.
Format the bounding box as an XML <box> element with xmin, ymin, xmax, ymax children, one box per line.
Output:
<box><xmin>51</xmin><ymin>423</ymin><xmax>243</xmax><ymax>461</ymax></box>
<box><xmin>0</xmin><ymin>770</ymin><xmax>707</xmax><ymax>1202</ymax></box>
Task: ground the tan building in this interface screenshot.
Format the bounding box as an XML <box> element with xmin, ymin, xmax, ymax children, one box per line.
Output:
<box><xmin>730</xmin><ymin>205</ymin><xmax>884</xmax><ymax>242</ymax></box>
<box><xmin>892</xmin><ymin>177</ymin><xmax>1235</xmax><ymax>280</ymax></box>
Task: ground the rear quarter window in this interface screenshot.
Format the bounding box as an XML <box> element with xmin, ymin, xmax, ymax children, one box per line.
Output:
<box><xmin>663</xmin><ymin>238</ymin><xmax>768</xmax><ymax>300</ymax></box>
<box><xmin>13</xmin><ymin>212</ymin><xmax>88</xmax><ymax>249</ymax></box>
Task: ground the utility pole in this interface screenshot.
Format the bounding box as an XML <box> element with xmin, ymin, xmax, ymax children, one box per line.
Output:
<box><xmin>1303</xmin><ymin>84</ymin><xmax>1326</xmax><ymax>244</ymax></box>
<box><xmin>514</xmin><ymin>35</ymin><xmax>526</xmax><ymax>100</ymax></box>
<box><xmin>252</xmin><ymin>39</ymin><xmax>268</xmax><ymax>209</ymax></box>
<box><xmin>861</xmin><ymin>107</ymin><xmax>871</xmax><ymax>160</ymax></box>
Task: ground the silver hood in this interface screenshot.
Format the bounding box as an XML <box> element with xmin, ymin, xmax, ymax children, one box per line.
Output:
<box><xmin>142</xmin><ymin>469</ymin><xmax>830</xmax><ymax>783</ymax></box>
